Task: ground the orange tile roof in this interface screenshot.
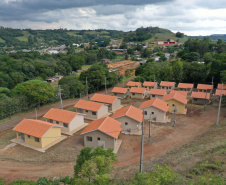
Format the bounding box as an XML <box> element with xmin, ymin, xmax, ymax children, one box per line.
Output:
<box><xmin>130</xmin><ymin>87</ymin><xmax>146</xmax><ymax>94</ymax></box>
<box><xmin>191</xmin><ymin>92</ymin><xmax>211</xmax><ymax>99</ymax></box>
<box><xmin>111</xmin><ymin>87</ymin><xmax>128</xmax><ymax>94</ymax></box>
<box><xmin>91</xmin><ymin>93</ymin><xmax>117</xmax><ymax>104</ymax></box>
<box><xmin>74</xmin><ymin>100</ymin><xmax>104</xmax><ymax>112</ymax></box>
<box><xmin>143</xmin><ymin>81</ymin><xmax>158</xmax><ymax>87</ymax></box>
<box><xmin>13</xmin><ymin>119</ymin><xmax>62</xmax><ymax>138</ymax></box>
<box><xmin>197</xmin><ymin>84</ymin><xmax>213</xmax><ymax>90</ymax></box>
<box><xmin>178</xmin><ymin>83</ymin><xmax>193</xmax><ymax>89</ymax></box>
<box><xmin>43</xmin><ymin>108</ymin><xmax>79</xmax><ymax>124</ymax></box>
<box><xmin>81</xmin><ymin>117</ymin><xmax>122</xmax><ymax>139</ymax></box>
<box><xmin>126</xmin><ymin>81</ymin><xmax>140</xmax><ymax>87</ymax></box>
<box><xmin>170</xmin><ymin>90</ymin><xmax>188</xmax><ymax>97</ymax></box>
<box><xmin>162</xmin><ymin>92</ymin><xmax>188</xmax><ymax>104</ymax></box>
<box><xmin>217</xmin><ymin>84</ymin><xmax>226</xmax><ymax>90</ymax></box>
<box><xmin>139</xmin><ymin>98</ymin><xmax>169</xmax><ymax>112</ymax></box>
<box><xmin>149</xmin><ymin>89</ymin><xmax>166</xmax><ymax>96</ymax></box>
<box><xmin>160</xmin><ymin>81</ymin><xmax>175</xmax><ymax>87</ymax></box>
<box><xmin>215</xmin><ymin>89</ymin><xmax>226</xmax><ymax>96</ymax></box>
<box><xmin>111</xmin><ymin>105</ymin><xmax>143</xmax><ymax>123</ymax></box>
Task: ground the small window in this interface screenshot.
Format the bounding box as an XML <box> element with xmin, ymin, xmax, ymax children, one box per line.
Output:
<box><xmin>86</xmin><ymin>110</ymin><xmax>88</xmax><ymax>113</ymax></box>
<box><xmin>152</xmin><ymin>112</ymin><xmax>154</xmax><ymax>114</ymax></box>
<box><xmin>144</xmin><ymin>111</ymin><xmax>147</xmax><ymax>115</ymax></box>
<box><xmin>63</xmin><ymin>123</ymin><xmax>68</xmax><ymax>127</ymax></box>
<box><xmin>92</xmin><ymin>112</ymin><xmax>96</xmax><ymax>115</ymax></box>
<box><xmin>125</xmin><ymin>122</ymin><xmax>128</xmax><ymax>125</ymax></box>
<box><xmin>169</xmin><ymin>87</ymin><xmax>171</xmax><ymax>89</ymax></box>
<box><xmin>87</xmin><ymin>136</ymin><xmax>92</xmax><ymax>142</ymax></box>
<box><xmin>49</xmin><ymin>119</ymin><xmax>53</xmax><ymax>123</ymax></box>
<box><xmin>132</xmin><ymin>93</ymin><xmax>135</xmax><ymax>96</ymax></box>
<box><xmin>172</xmin><ymin>104</ymin><xmax>175</xmax><ymax>106</ymax></box>
<box><xmin>27</xmin><ymin>135</ymin><xmax>30</xmax><ymax>138</ymax></box>
<box><xmin>97</xmin><ymin>137</ymin><xmax>100</xmax><ymax>140</ymax></box>
<box><xmin>35</xmin><ymin>137</ymin><xmax>40</xmax><ymax>142</ymax></box>
<box><xmin>152</xmin><ymin>95</ymin><xmax>155</xmax><ymax>97</ymax></box>
<box><xmin>56</xmin><ymin>121</ymin><xmax>59</xmax><ymax>124</ymax></box>
<box><xmin>114</xmin><ymin>93</ymin><xmax>117</xmax><ymax>96</ymax></box>
<box><xmin>194</xmin><ymin>98</ymin><xmax>198</xmax><ymax>101</ymax></box>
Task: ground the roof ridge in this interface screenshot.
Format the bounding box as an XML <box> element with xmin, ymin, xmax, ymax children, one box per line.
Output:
<box><xmin>125</xmin><ymin>105</ymin><xmax>132</xmax><ymax>116</ymax></box>
<box><xmin>29</xmin><ymin>119</ymin><xmax>58</xmax><ymax>127</ymax></box>
<box><xmin>98</xmin><ymin>117</ymin><xmax>108</xmax><ymax>130</ymax></box>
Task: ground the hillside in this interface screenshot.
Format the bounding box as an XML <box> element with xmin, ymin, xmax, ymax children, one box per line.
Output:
<box><xmin>189</xmin><ymin>34</ymin><xmax>226</xmax><ymax>41</ymax></box>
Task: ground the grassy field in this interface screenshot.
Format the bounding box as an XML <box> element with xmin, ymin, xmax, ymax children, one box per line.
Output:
<box><xmin>146</xmin><ymin>33</ymin><xmax>188</xmax><ymax>43</ymax></box>
<box><xmin>16</xmin><ymin>31</ymin><xmax>33</xmax><ymax>42</ymax></box>
<box><xmin>0</xmin><ymin>38</ymin><xmax>5</xmax><ymax>43</ymax></box>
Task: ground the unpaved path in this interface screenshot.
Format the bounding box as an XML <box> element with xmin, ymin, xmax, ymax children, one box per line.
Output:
<box><xmin>0</xmin><ymin>105</ymin><xmax>223</xmax><ymax>182</ymax></box>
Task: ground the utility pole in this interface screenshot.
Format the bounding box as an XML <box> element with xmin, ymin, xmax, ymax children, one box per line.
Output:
<box><xmin>204</xmin><ymin>90</ymin><xmax>208</xmax><ymax>110</ymax></box>
<box><xmin>216</xmin><ymin>83</ymin><xmax>223</xmax><ymax>126</ymax></box>
<box><xmin>211</xmin><ymin>76</ymin><xmax>214</xmax><ymax>87</ymax></box>
<box><xmin>80</xmin><ymin>93</ymin><xmax>82</xmax><ymax>99</ymax></box>
<box><xmin>139</xmin><ymin>110</ymin><xmax>145</xmax><ymax>173</ymax></box>
<box><xmin>123</xmin><ymin>75</ymin><xmax>124</xmax><ymax>88</ymax></box>
<box><xmin>105</xmin><ymin>77</ymin><xmax>107</xmax><ymax>94</ymax></box>
<box><xmin>86</xmin><ymin>77</ymin><xmax>88</xmax><ymax>96</ymax></box>
<box><xmin>190</xmin><ymin>97</ymin><xmax>193</xmax><ymax>116</ymax></box>
<box><xmin>173</xmin><ymin>105</ymin><xmax>177</xmax><ymax>127</ymax></box>
<box><xmin>35</xmin><ymin>108</ymin><xmax>37</xmax><ymax>120</ymax></box>
<box><xmin>154</xmin><ymin>74</ymin><xmax>155</xmax><ymax>83</ymax></box>
<box><xmin>59</xmin><ymin>85</ymin><xmax>63</xmax><ymax>109</ymax></box>
<box><xmin>149</xmin><ymin>114</ymin><xmax>151</xmax><ymax>140</ymax></box>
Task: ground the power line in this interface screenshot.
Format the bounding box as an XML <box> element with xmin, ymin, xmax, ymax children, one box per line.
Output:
<box><xmin>140</xmin><ymin>110</ymin><xmax>145</xmax><ymax>173</ymax></box>
<box><xmin>216</xmin><ymin>83</ymin><xmax>223</xmax><ymax>126</ymax></box>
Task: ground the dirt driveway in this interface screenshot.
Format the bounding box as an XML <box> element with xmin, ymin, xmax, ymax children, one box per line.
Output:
<box><xmin>0</xmin><ymin>99</ymin><xmax>224</xmax><ymax>182</ymax></box>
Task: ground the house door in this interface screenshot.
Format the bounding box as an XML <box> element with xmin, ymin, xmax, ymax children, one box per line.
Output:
<box><xmin>78</xmin><ymin>108</ymin><xmax>82</xmax><ymax>113</ymax></box>
<box><xmin>21</xmin><ymin>133</ymin><xmax>25</xmax><ymax>141</ymax></box>
<box><xmin>98</xmin><ymin>141</ymin><xmax>105</xmax><ymax>149</ymax></box>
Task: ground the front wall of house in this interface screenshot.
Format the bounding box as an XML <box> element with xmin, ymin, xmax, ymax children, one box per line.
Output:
<box><xmin>113</xmin><ymin>93</ymin><xmax>125</xmax><ymax>99</ymax></box>
<box><xmin>198</xmin><ymin>89</ymin><xmax>212</xmax><ymax>93</ymax></box>
<box><xmin>97</xmin><ymin>105</ymin><xmax>109</xmax><ymax>119</ymax></box>
<box><xmin>112</xmin><ymin>98</ymin><xmax>121</xmax><ymax>111</ymax></box>
<box><xmin>115</xmin><ymin>116</ymin><xmax>141</xmax><ymax>133</ymax></box>
<box><xmin>16</xmin><ymin>132</ymin><xmax>43</xmax><ymax>148</ymax></box>
<box><xmin>142</xmin><ymin>106</ymin><xmax>166</xmax><ymax>122</ymax></box>
<box><xmin>131</xmin><ymin>93</ymin><xmax>145</xmax><ymax>99</ymax></box>
<box><xmin>83</xmin><ymin>130</ymin><xmax>116</xmax><ymax>149</ymax></box>
<box><xmin>180</xmin><ymin>88</ymin><xmax>192</xmax><ymax>93</ymax></box>
<box><xmin>150</xmin><ymin>94</ymin><xmax>164</xmax><ymax>99</ymax></box>
<box><xmin>47</xmin><ymin>119</ymin><xmax>69</xmax><ymax>133</ymax></box>
<box><xmin>76</xmin><ymin>108</ymin><xmax>98</xmax><ymax>119</ymax></box>
<box><xmin>192</xmin><ymin>98</ymin><xmax>208</xmax><ymax>105</ymax></box>
<box><xmin>42</xmin><ymin>127</ymin><xmax>62</xmax><ymax>148</ymax></box>
<box><xmin>69</xmin><ymin>115</ymin><xmax>85</xmax><ymax>132</ymax></box>
<box><xmin>165</xmin><ymin>99</ymin><xmax>185</xmax><ymax>114</ymax></box>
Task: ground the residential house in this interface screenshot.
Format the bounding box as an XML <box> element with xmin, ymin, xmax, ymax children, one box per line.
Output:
<box><xmin>90</xmin><ymin>93</ymin><xmax>121</xmax><ymax>112</ymax></box>
<box><xmin>178</xmin><ymin>83</ymin><xmax>194</xmax><ymax>93</ymax></box>
<box><xmin>13</xmin><ymin>119</ymin><xmax>62</xmax><ymax>149</ymax></box>
<box><xmin>143</xmin><ymin>81</ymin><xmax>158</xmax><ymax>91</ymax></box>
<box><xmin>139</xmin><ymin>98</ymin><xmax>169</xmax><ymax>123</ymax></box>
<box><xmin>162</xmin><ymin>92</ymin><xmax>188</xmax><ymax>114</ymax></box>
<box><xmin>217</xmin><ymin>84</ymin><xmax>226</xmax><ymax>90</ymax></box>
<box><xmin>197</xmin><ymin>84</ymin><xmax>213</xmax><ymax>93</ymax></box>
<box><xmin>170</xmin><ymin>90</ymin><xmax>188</xmax><ymax>97</ymax></box>
<box><xmin>130</xmin><ymin>87</ymin><xmax>147</xmax><ymax>99</ymax></box>
<box><xmin>111</xmin><ymin>87</ymin><xmax>130</xmax><ymax>99</ymax></box>
<box><xmin>111</xmin><ymin>105</ymin><xmax>143</xmax><ymax>134</ymax></box>
<box><xmin>74</xmin><ymin>100</ymin><xmax>108</xmax><ymax>120</ymax></box>
<box><xmin>149</xmin><ymin>89</ymin><xmax>167</xmax><ymax>99</ymax></box>
<box><xmin>126</xmin><ymin>81</ymin><xmax>141</xmax><ymax>88</ymax></box>
<box><xmin>80</xmin><ymin>117</ymin><xmax>122</xmax><ymax>150</ymax></box>
<box><xmin>43</xmin><ymin>108</ymin><xmax>85</xmax><ymax>135</ymax></box>
<box><xmin>215</xmin><ymin>89</ymin><xmax>226</xmax><ymax>99</ymax></box>
<box><xmin>160</xmin><ymin>81</ymin><xmax>175</xmax><ymax>92</ymax></box>
<box><xmin>191</xmin><ymin>92</ymin><xmax>211</xmax><ymax>104</ymax></box>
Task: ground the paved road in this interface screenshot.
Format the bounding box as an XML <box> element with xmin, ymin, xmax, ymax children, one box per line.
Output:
<box><xmin>0</xmin><ymin>79</ymin><xmax>131</xmax><ymax>132</ymax></box>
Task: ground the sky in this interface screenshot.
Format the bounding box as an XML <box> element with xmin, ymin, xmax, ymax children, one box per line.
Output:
<box><xmin>0</xmin><ymin>0</ymin><xmax>226</xmax><ymax>36</ymax></box>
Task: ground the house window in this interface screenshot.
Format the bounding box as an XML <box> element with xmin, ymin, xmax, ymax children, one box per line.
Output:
<box><xmin>49</xmin><ymin>119</ymin><xmax>53</xmax><ymax>123</ymax></box>
<box><xmin>169</xmin><ymin>87</ymin><xmax>171</xmax><ymax>89</ymax></box>
<box><xmin>56</xmin><ymin>121</ymin><xmax>59</xmax><ymax>124</ymax></box>
<box><xmin>63</xmin><ymin>123</ymin><xmax>68</xmax><ymax>127</ymax></box>
<box><xmin>194</xmin><ymin>98</ymin><xmax>198</xmax><ymax>101</ymax></box>
<box><xmin>172</xmin><ymin>104</ymin><xmax>175</xmax><ymax>106</ymax></box>
<box><xmin>92</xmin><ymin>112</ymin><xmax>96</xmax><ymax>115</ymax></box>
<box><xmin>114</xmin><ymin>93</ymin><xmax>117</xmax><ymax>96</ymax></box>
<box><xmin>87</xmin><ymin>136</ymin><xmax>92</xmax><ymax>142</ymax></box>
<box><xmin>86</xmin><ymin>110</ymin><xmax>88</xmax><ymax>113</ymax></box>
<box><xmin>144</xmin><ymin>111</ymin><xmax>147</xmax><ymax>115</ymax></box>
<box><xmin>97</xmin><ymin>137</ymin><xmax>100</xmax><ymax>141</ymax></box>
<box><xmin>35</xmin><ymin>137</ymin><xmax>40</xmax><ymax>142</ymax></box>
<box><xmin>27</xmin><ymin>135</ymin><xmax>30</xmax><ymax>138</ymax></box>
<box><xmin>125</xmin><ymin>122</ymin><xmax>128</xmax><ymax>125</ymax></box>
<box><xmin>132</xmin><ymin>93</ymin><xmax>135</xmax><ymax>96</ymax></box>
<box><xmin>152</xmin><ymin>95</ymin><xmax>155</xmax><ymax>97</ymax></box>
<box><xmin>152</xmin><ymin>112</ymin><xmax>154</xmax><ymax>114</ymax></box>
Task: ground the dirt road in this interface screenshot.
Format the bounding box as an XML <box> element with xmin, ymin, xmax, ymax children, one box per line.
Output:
<box><xmin>0</xmin><ymin>104</ymin><xmax>224</xmax><ymax>182</ymax></box>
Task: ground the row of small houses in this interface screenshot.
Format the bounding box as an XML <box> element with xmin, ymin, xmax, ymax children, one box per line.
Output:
<box><xmin>11</xmin><ymin>82</ymin><xmax>226</xmax><ymax>153</ymax></box>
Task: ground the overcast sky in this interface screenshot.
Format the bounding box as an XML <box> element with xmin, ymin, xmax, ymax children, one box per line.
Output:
<box><xmin>0</xmin><ymin>0</ymin><xmax>226</xmax><ymax>36</ymax></box>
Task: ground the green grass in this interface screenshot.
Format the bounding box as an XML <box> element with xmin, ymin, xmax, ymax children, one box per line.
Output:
<box><xmin>0</xmin><ymin>38</ymin><xmax>5</xmax><ymax>43</ymax></box>
<box><xmin>16</xmin><ymin>31</ymin><xmax>32</xmax><ymax>42</ymax></box>
<box><xmin>81</xmin><ymin>65</ymin><xmax>92</xmax><ymax>70</ymax></box>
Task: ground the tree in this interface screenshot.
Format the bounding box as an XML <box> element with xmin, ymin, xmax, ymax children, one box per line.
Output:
<box><xmin>125</xmin><ymin>54</ymin><xmax>129</xmax><ymax>60</ymax></box>
<box><xmin>220</xmin><ymin>70</ymin><xmax>226</xmax><ymax>83</ymax></box>
<box><xmin>141</xmin><ymin>48</ymin><xmax>152</xmax><ymax>58</ymax></box>
<box><xmin>175</xmin><ymin>31</ymin><xmax>184</xmax><ymax>38</ymax></box>
<box><xmin>203</xmin><ymin>52</ymin><xmax>212</xmax><ymax>64</ymax></box>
